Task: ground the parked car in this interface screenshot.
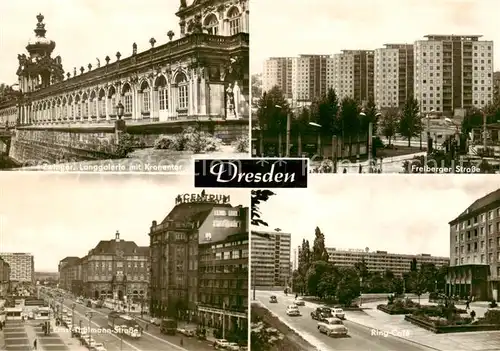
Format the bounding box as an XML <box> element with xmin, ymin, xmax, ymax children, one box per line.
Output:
<box><xmin>150</xmin><ymin>317</ymin><xmax>160</xmax><ymax>326</ymax></box>
<box><xmin>269</xmin><ymin>295</ymin><xmax>278</xmax><ymax>303</ymax></box>
<box><xmin>226</xmin><ymin>342</ymin><xmax>241</xmax><ymax>350</ymax></box>
<box><xmin>311</xmin><ymin>307</ymin><xmax>333</xmax><ymax>321</ymax></box>
<box><xmin>317</xmin><ymin>318</ymin><xmax>348</xmax><ymax>337</ymax></box>
<box><xmin>294</xmin><ymin>298</ymin><xmax>305</xmax><ymax>306</ymax></box>
<box><xmin>333</xmin><ymin>308</ymin><xmax>345</xmax><ymax>320</ymax></box>
<box><xmin>286</xmin><ymin>305</ymin><xmax>301</xmax><ymax>316</ymax></box>
<box><xmin>89</xmin><ymin>343</ymin><xmax>105</xmax><ymax>351</ymax></box>
<box><xmin>213</xmin><ymin>338</ymin><xmax>230</xmax><ymax>349</ymax></box>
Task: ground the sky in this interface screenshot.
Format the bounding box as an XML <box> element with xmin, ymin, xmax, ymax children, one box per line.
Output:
<box><xmin>0</xmin><ymin>0</ymin><xmax>180</xmax><ymax>84</ymax></box>
<box><xmin>251</xmin><ymin>0</ymin><xmax>500</xmax><ymax>74</ymax></box>
<box><xmin>0</xmin><ymin>173</ymin><xmax>248</xmax><ymax>272</ymax></box>
<box><xmin>253</xmin><ymin>175</ymin><xmax>500</xmax><ymax>259</ymax></box>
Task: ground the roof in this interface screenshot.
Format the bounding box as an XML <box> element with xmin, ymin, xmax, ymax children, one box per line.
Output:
<box><xmin>90</xmin><ymin>240</ymin><xmax>146</xmax><ymax>256</ymax></box>
<box><xmin>59</xmin><ymin>257</ymin><xmax>80</xmax><ymax>264</ymax></box>
<box><xmin>450</xmin><ymin>188</ymin><xmax>500</xmax><ymax>224</ymax></box>
<box><xmin>160</xmin><ymin>202</ymin><xmax>232</xmax><ymax>225</ymax></box>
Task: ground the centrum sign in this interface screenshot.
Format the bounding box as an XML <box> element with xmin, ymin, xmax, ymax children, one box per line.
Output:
<box><xmin>175</xmin><ymin>193</ymin><xmax>230</xmax><ymax>205</ymax></box>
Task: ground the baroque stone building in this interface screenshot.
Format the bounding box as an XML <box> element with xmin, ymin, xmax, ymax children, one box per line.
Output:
<box><xmin>0</xmin><ymin>0</ymin><xmax>249</xmax><ymax>164</ymax></box>
<box><xmin>58</xmin><ymin>231</ymin><xmax>150</xmax><ymax>302</ymax></box>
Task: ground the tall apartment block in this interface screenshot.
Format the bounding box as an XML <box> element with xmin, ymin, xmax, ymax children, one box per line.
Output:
<box><xmin>263</xmin><ymin>55</ymin><xmax>329</xmax><ymax>102</ymax></box>
<box><xmin>0</xmin><ymin>253</ymin><xmax>34</xmax><ymax>283</ymax></box>
<box><xmin>447</xmin><ymin>188</ymin><xmax>500</xmax><ymax>301</ymax></box>
<box><xmin>414</xmin><ymin>35</ymin><xmax>494</xmax><ymax>115</ymax></box>
<box><xmin>374</xmin><ymin>44</ymin><xmax>414</xmax><ymax>108</ymax></box>
<box><xmin>262</xmin><ymin>57</ymin><xmax>293</xmax><ymax>99</ymax></box>
<box><xmin>328</xmin><ymin>50</ymin><xmax>374</xmax><ymax>104</ymax></box>
<box><xmin>251</xmin><ymin>231</ymin><xmax>291</xmax><ymax>288</ymax></box>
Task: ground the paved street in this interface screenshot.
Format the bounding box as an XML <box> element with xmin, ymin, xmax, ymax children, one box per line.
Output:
<box><xmin>55</xmin><ymin>296</ymin><xmax>214</xmax><ymax>351</ymax></box>
<box><xmin>256</xmin><ymin>291</ymin><xmax>500</xmax><ymax>351</ymax></box>
<box><xmin>256</xmin><ymin>291</ymin><xmax>433</xmax><ymax>351</ymax></box>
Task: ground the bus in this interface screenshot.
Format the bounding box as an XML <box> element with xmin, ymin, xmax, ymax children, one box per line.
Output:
<box><xmin>107</xmin><ymin>312</ymin><xmax>143</xmax><ymax>338</ymax></box>
<box><xmin>4</xmin><ymin>307</ymin><xmax>23</xmax><ymax>320</ymax></box>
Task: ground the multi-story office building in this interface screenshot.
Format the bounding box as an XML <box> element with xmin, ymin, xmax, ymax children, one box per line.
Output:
<box><xmin>149</xmin><ymin>193</ymin><xmax>248</xmax><ymax>337</ymax></box>
<box><xmin>328</xmin><ymin>50</ymin><xmax>374</xmax><ymax>104</ymax></box>
<box><xmin>0</xmin><ymin>257</ymin><xmax>10</xmax><ymax>296</ymax></box>
<box><xmin>447</xmin><ymin>188</ymin><xmax>500</xmax><ymax>301</ymax></box>
<box><xmin>0</xmin><ymin>253</ymin><xmax>34</xmax><ymax>283</ymax></box>
<box><xmin>252</xmin><ymin>231</ymin><xmax>291</xmax><ymax>288</ymax></box>
<box><xmin>58</xmin><ymin>231</ymin><xmax>149</xmax><ymax>301</ymax></box>
<box><xmin>321</xmin><ymin>247</ymin><xmax>449</xmax><ymax>276</ymax></box>
<box><xmin>374</xmin><ymin>44</ymin><xmax>414</xmax><ymax>108</ymax></box>
<box><xmin>414</xmin><ymin>35</ymin><xmax>494</xmax><ymax>115</ymax></box>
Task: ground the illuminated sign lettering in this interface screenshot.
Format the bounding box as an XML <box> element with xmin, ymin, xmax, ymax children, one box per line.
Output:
<box><xmin>175</xmin><ymin>193</ymin><xmax>230</xmax><ymax>205</ymax></box>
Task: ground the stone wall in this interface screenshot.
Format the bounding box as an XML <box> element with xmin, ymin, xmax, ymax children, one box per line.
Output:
<box><xmin>9</xmin><ymin>119</ymin><xmax>248</xmax><ymax>165</ymax></box>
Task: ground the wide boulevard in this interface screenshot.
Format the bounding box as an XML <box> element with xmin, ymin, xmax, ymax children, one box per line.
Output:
<box><xmin>256</xmin><ymin>291</ymin><xmax>434</xmax><ymax>351</ymax></box>
<box><xmin>57</xmin><ymin>296</ymin><xmax>213</xmax><ymax>351</ymax></box>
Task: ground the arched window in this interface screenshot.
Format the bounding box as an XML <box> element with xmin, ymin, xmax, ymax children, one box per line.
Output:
<box><xmin>176</xmin><ymin>73</ymin><xmax>188</xmax><ymax>110</ymax></box>
<box><xmin>107</xmin><ymin>86</ymin><xmax>117</xmax><ymax>117</ymax></box>
<box><xmin>140</xmin><ymin>81</ymin><xmax>151</xmax><ymax>113</ymax></box>
<box><xmin>89</xmin><ymin>91</ymin><xmax>97</xmax><ymax>117</ymax></box>
<box><xmin>75</xmin><ymin>95</ymin><xmax>81</xmax><ymax>119</ymax></box>
<box><xmin>204</xmin><ymin>14</ymin><xmax>219</xmax><ymax>35</ymax></box>
<box><xmin>68</xmin><ymin>96</ymin><xmax>74</xmax><ymax>119</ymax></box>
<box><xmin>98</xmin><ymin>89</ymin><xmax>106</xmax><ymax>117</ymax></box>
<box><xmin>227</xmin><ymin>7</ymin><xmax>241</xmax><ymax>35</ymax></box>
<box><xmin>122</xmin><ymin>84</ymin><xmax>133</xmax><ymax>115</ymax></box>
<box><xmin>82</xmin><ymin>93</ymin><xmax>89</xmax><ymax>119</ymax></box>
<box><xmin>154</xmin><ymin>75</ymin><xmax>168</xmax><ymax>111</ymax></box>
<box><xmin>62</xmin><ymin>97</ymin><xmax>67</xmax><ymax>120</ymax></box>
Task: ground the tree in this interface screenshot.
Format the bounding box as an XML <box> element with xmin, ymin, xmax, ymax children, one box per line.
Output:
<box><xmin>293</xmin><ymin>107</ymin><xmax>311</xmax><ymax>156</ymax></box>
<box><xmin>335</xmin><ymin>267</ymin><xmax>361</xmax><ymax>306</ymax></box>
<box><xmin>380</xmin><ymin>107</ymin><xmax>399</xmax><ymax>145</ymax></box>
<box><xmin>339</xmin><ymin>97</ymin><xmax>360</xmax><ymax>155</ymax></box>
<box><xmin>398</xmin><ymin>96</ymin><xmax>422</xmax><ymax>146</ymax></box>
<box><xmin>311</xmin><ymin>227</ymin><xmax>329</xmax><ymax>262</ymax></box>
<box><xmin>305</xmin><ymin>261</ymin><xmax>333</xmax><ymax>297</ymax></box>
<box><xmin>250</xmin><ymin>190</ymin><xmax>276</xmax><ymax>230</ymax></box>
<box><xmin>317</xmin><ymin>88</ymin><xmax>341</xmax><ymax>138</ymax></box>
<box><xmin>410</xmin><ymin>258</ymin><xmax>418</xmax><ymax>272</ymax></box>
<box><xmin>251</xmin><ymin>74</ymin><xmax>263</xmax><ymax>99</ymax></box>
<box><xmin>408</xmin><ymin>270</ymin><xmax>427</xmax><ymax>304</ymax></box>
<box><xmin>256</xmin><ymin>87</ymin><xmax>289</xmax><ymax>153</ymax></box>
<box><xmin>354</xmin><ymin>258</ymin><xmax>369</xmax><ymax>280</ymax></box>
<box><xmin>297</xmin><ymin>239</ymin><xmax>311</xmax><ymax>294</ymax></box>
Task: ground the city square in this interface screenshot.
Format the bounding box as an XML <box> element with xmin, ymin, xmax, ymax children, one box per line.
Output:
<box><xmin>250</xmin><ymin>176</ymin><xmax>500</xmax><ymax>350</ymax></box>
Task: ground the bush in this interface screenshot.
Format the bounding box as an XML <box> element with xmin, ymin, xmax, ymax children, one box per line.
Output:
<box><xmin>233</xmin><ymin>134</ymin><xmax>249</xmax><ymax>153</ymax></box>
<box><xmin>116</xmin><ymin>133</ymin><xmax>145</xmax><ymax>158</ymax></box>
<box><xmin>483</xmin><ymin>309</ymin><xmax>500</xmax><ymax>325</ymax></box>
<box><xmin>387</xmin><ymin>295</ymin><xmax>395</xmax><ymax>305</ymax></box>
<box><xmin>429</xmin><ymin>292</ymin><xmax>439</xmax><ymax>300</ymax></box>
<box><xmin>490</xmin><ymin>300</ymin><xmax>498</xmax><ymax>308</ymax></box>
<box><xmin>154</xmin><ymin>127</ymin><xmax>222</xmax><ymax>153</ymax></box>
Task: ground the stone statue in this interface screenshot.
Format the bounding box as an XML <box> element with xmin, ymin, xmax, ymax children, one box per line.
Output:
<box><xmin>226</xmin><ymin>83</ymin><xmax>234</xmax><ymax>112</ymax></box>
<box><xmin>96</xmin><ymin>58</ymin><xmax>100</xmax><ymax>68</ymax></box>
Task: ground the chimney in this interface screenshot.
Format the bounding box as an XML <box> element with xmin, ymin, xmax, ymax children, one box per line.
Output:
<box><xmin>115</xmin><ymin>230</ymin><xmax>120</xmax><ymax>242</ymax></box>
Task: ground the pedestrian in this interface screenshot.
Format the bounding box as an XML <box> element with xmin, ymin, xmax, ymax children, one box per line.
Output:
<box><xmin>145</xmin><ymin>323</ymin><xmax>148</xmax><ymax>331</ymax></box>
<box><xmin>295</xmin><ymin>293</ymin><xmax>298</xmax><ymax>299</ymax></box>
<box><xmin>180</xmin><ymin>338</ymin><xmax>184</xmax><ymax>346</ymax></box>
<box><xmin>343</xmin><ymin>168</ymin><xmax>347</xmax><ymax>173</ymax></box>
<box><xmin>465</xmin><ymin>300</ymin><xmax>470</xmax><ymax>310</ymax></box>
<box><xmin>33</xmin><ymin>339</ymin><xmax>37</xmax><ymax>350</ymax></box>
<box><xmin>470</xmin><ymin>310</ymin><xmax>476</xmax><ymax>320</ymax></box>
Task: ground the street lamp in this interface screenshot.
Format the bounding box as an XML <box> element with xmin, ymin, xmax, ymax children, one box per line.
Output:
<box><xmin>116</xmin><ymin>102</ymin><xmax>124</xmax><ymax>120</ymax></box>
<box><xmin>85</xmin><ymin>311</ymin><xmax>94</xmax><ymax>344</ymax></box>
<box><xmin>275</xmin><ymin>104</ymin><xmax>291</xmax><ymax>157</ymax></box>
<box><xmin>359</xmin><ymin>277</ymin><xmax>363</xmax><ymax>306</ymax></box>
<box><xmin>359</xmin><ymin>112</ymin><xmax>381</xmax><ymax>173</ymax></box>
<box><xmin>71</xmin><ymin>303</ymin><xmax>75</xmax><ymax>337</ymax></box>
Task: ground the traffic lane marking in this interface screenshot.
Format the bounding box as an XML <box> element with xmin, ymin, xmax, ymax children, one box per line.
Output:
<box><xmin>69</xmin><ymin>305</ymin><xmax>142</xmax><ymax>351</ymax></box>
<box><xmin>63</xmin><ymin>299</ymin><xmax>189</xmax><ymax>351</ymax></box>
